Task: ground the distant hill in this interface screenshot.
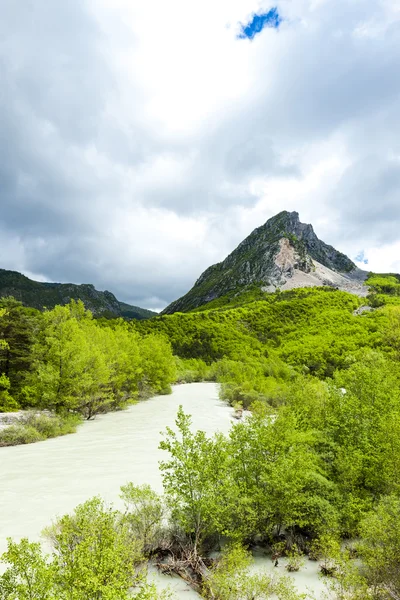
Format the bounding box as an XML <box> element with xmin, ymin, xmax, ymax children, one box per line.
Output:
<box><xmin>0</xmin><ymin>269</ymin><xmax>156</xmax><ymax>320</ymax></box>
<box><xmin>163</xmin><ymin>210</ymin><xmax>369</xmax><ymax>314</ymax></box>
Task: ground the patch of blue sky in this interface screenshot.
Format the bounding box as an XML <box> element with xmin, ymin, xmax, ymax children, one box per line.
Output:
<box><xmin>355</xmin><ymin>250</ymin><xmax>369</xmax><ymax>265</ymax></box>
<box><xmin>238</xmin><ymin>8</ymin><xmax>281</xmax><ymax>40</ymax></box>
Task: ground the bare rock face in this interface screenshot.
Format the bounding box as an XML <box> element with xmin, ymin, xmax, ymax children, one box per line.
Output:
<box><xmin>163</xmin><ymin>211</ymin><xmax>368</xmax><ymax>314</ymax></box>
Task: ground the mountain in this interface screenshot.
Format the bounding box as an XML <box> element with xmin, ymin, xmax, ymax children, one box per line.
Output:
<box><xmin>0</xmin><ymin>269</ymin><xmax>156</xmax><ymax>320</ymax></box>
<box><xmin>163</xmin><ymin>211</ymin><xmax>368</xmax><ymax>314</ymax></box>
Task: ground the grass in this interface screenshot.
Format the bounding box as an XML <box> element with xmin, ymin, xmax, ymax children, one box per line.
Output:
<box><xmin>0</xmin><ymin>412</ymin><xmax>82</xmax><ymax>447</ymax></box>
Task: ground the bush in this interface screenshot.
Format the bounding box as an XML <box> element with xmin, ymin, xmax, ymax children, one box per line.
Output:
<box><xmin>22</xmin><ymin>412</ymin><xmax>82</xmax><ymax>438</ymax></box>
<box><xmin>175</xmin><ymin>358</ymin><xmax>214</xmax><ymax>383</ymax></box>
<box><xmin>0</xmin><ymin>374</ymin><xmax>20</xmax><ymax>412</ymax></box>
<box><xmin>0</xmin><ymin>392</ymin><xmax>20</xmax><ymax>412</ymax></box>
<box><xmin>0</xmin><ymin>413</ymin><xmax>82</xmax><ymax>446</ymax></box>
<box><xmin>0</xmin><ymin>424</ymin><xmax>44</xmax><ymax>446</ymax></box>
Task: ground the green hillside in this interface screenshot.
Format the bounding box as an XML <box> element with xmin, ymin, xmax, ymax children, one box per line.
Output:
<box><xmin>0</xmin><ymin>268</ymin><xmax>156</xmax><ymax>319</ymax></box>
<box><xmin>2</xmin><ymin>280</ymin><xmax>400</xmax><ymax>598</ymax></box>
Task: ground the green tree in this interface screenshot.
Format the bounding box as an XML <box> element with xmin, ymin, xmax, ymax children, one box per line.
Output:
<box><xmin>139</xmin><ymin>334</ymin><xmax>176</xmax><ymax>395</ymax></box>
<box><xmin>29</xmin><ymin>301</ymin><xmax>114</xmax><ymax>417</ymax></box>
<box><xmin>120</xmin><ymin>483</ymin><xmax>164</xmax><ymax>554</ymax></box>
<box><xmin>102</xmin><ymin>322</ymin><xmax>143</xmax><ymax>403</ymax></box>
<box><xmin>203</xmin><ymin>544</ymin><xmax>305</xmax><ymax>600</ymax></box>
<box><xmin>0</xmin><ymin>372</ymin><xmax>20</xmax><ymax>411</ymax></box>
<box><xmin>359</xmin><ymin>495</ymin><xmax>400</xmax><ymax>599</ymax></box>
<box><xmin>159</xmin><ymin>407</ymin><xmax>230</xmax><ymax>552</ymax></box>
<box><xmin>380</xmin><ymin>305</ymin><xmax>400</xmax><ymax>359</ymax></box>
<box><xmin>228</xmin><ymin>408</ymin><xmax>337</xmax><ymax>541</ymax></box>
<box><xmin>0</xmin><ymin>298</ymin><xmax>38</xmax><ymax>401</ymax></box>
<box><xmin>327</xmin><ymin>351</ymin><xmax>400</xmax><ymax>532</ymax></box>
<box><xmin>0</xmin><ymin>538</ymin><xmax>55</xmax><ymax>600</ymax></box>
<box><xmin>30</xmin><ymin>302</ymin><xmax>92</xmax><ymax>411</ymax></box>
<box><xmin>44</xmin><ymin>496</ymin><xmax>144</xmax><ymax>600</ymax></box>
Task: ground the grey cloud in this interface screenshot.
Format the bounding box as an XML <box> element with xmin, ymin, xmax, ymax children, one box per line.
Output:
<box><xmin>332</xmin><ymin>155</ymin><xmax>400</xmax><ymax>244</ymax></box>
<box><xmin>0</xmin><ymin>0</ymin><xmax>399</xmax><ymax>308</ymax></box>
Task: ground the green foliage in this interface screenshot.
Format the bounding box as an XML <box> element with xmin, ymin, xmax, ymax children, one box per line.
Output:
<box><xmin>139</xmin><ymin>334</ymin><xmax>177</xmax><ymax>395</ymax></box>
<box><xmin>159</xmin><ymin>405</ymin><xmax>338</xmax><ymax>547</ymax></box>
<box><xmin>203</xmin><ymin>544</ymin><xmax>306</xmax><ymax>600</ymax></box>
<box><xmin>359</xmin><ymin>495</ymin><xmax>400</xmax><ymax>597</ymax></box>
<box><xmin>175</xmin><ymin>357</ymin><xmax>215</xmax><ymax>383</ymax></box>
<box><xmin>0</xmin><ymin>267</ymin><xmax>156</xmax><ymax>319</ymax></box>
<box><xmin>0</xmin><ymin>297</ymin><xmax>39</xmax><ymax>401</ymax></box>
<box><xmin>159</xmin><ymin>406</ymin><xmax>230</xmax><ymax>550</ymax></box>
<box><xmin>0</xmin><ymin>499</ymin><xmax>171</xmax><ymax>600</ymax></box>
<box><xmin>0</xmin><ymin>424</ymin><xmax>45</xmax><ymax>446</ymax></box>
<box><xmin>0</xmin><ymin>538</ymin><xmax>55</xmax><ymax>600</ymax></box>
<box><xmin>0</xmin><ymin>373</ymin><xmax>20</xmax><ymax>411</ymax></box>
<box><xmin>366</xmin><ymin>273</ymin><xmax>400</xmax><ymax>295</ymax></box>
<box><xmin>29</xmin><ymin>302</ymin><xmax>113</xmax><ymax>415</ymax></box>
<box><xmin>120</xmin><ymin>483</ymin><xmax>165</xmax><ymax>554</ymax></box>
<box><xmin>44</xmin><ymin>497</ymin><xmax>144</xmax><ymax>600</ymax></box>
<box><xmin>3</xmin><ymin>271</ymin><xmax>400</xmax><ymax>599</ymax></box>
<box><xmin>280</xmin><ymin>350</ymin><xmax>400</xmax><ymax>535</ymax></box>
<box><xmin>216</xmin><ymin>355</ymin><xmax>293</xmax><ymax>408</ymax></box>
<box><xmin>0</xmin><ymin>298</ymin><xmax>175</xmax><ymax>443</ymax></box>
<box><xmin>227</xmin><ymin>409</ymin><xmax>338</xmax><ymax>540</ymax></box>
<box><xmin>22</xmin><ymin>412</ymin><xmax>82</xmax><ymax>438</ymax></box>
<box><xmin>0</xmin><ymin>413</ymin><xmax>81</xmax><ymax>446</ymax></box>
<box><xmin>137</xmin><ymin>287</ymin><xmax>378</xmax><ymax>380</ymax></box>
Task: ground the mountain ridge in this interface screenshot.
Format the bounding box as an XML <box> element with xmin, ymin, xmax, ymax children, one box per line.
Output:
<box><xmin>0</xmin><ymin>269</ymin><xmax>156</xmax><ymax>320</ymax></box>
<box><xmin>163</xmin><ymin>211</ymin><xmax>369</xmax><ymax>314</ymax></box>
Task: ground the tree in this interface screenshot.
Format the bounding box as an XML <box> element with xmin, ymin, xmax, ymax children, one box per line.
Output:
<box><xmin>139</xmin><ymin>334</ymin><xmax>177</xmax><ymax>395</ymax></box>
<box><xmin>228</xmin><ymin>408</ymin><xmax>337</xmax><ymax>541</ymax></box>
<box><xmin>30</xmin><ymin>302</ymin><xmax>93</xmax><ymax>411</ymax></box>
<box><xmin>0</xmin><ymin>298</ymin><xmax>38</xmax><ymax>401</ymax></box>
<box><xmin>44</xmin><ymin>496</ymin><xmax>144</xmax><ymax>600</ymax></box>
<box><xmin>0</xmin><ymin>372</ymin><xmax>20</xmax><ymax>411</ymax></box>
<box><xmin>102</xmin><ymin>322</ymin><xmax>143</xmax><ymax>403</ymax></box>
<box><xmin>327</xmin><ymin>351</ymin><xmax>400</xmax><ymax>531</ymax></box>
<box><xmin>120</xmin><ymin>483</ymin><xmax>164</xmax><ymax>554</ymax></box>
<box><xmin>159</xmin><ymin>406</ymin><xmax>230</xmax><ymax>552</ymax></box>
<box><xmin>30</xmin><ymin>301</ymin><xmax>114</xmax><ymax>417</ymax></box>
<box><xmin>359</xmin><ymin>495</ymin><xmax>400</xmax><ymax>599</ymax></box>
<box><xmin>0</xmin><ymin>538</ymin><xmax>55</xmax><ymax>600</ymax></box>
<box><xmin>203</xmin><ymin>544</ymin><xmax>305</xmax><ymax>600</ymax></box>
<box><xmin>380</xmin><ymin>305</ymin><xmax>400</xmax><ymax>359</ymax></box>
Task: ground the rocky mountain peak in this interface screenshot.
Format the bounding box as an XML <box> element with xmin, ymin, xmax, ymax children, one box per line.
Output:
<box><xmin>163</xmin><ymin>211</ymin><xmax>368</xmax><ymax>314</ymax></box>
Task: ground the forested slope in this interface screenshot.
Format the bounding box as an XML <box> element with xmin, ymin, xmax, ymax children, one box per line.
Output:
<box><xmin>0</xmin><ymin>297</ymin><xmax>175</xmax><ymax>445</ymax></box>
<box><xmin>2</xmin><ymin>278</ymin><xmax>400</xmax><ymax>598</ymax></box>
<box><xmin>0</xmin><ymin>268</ymin><xmax>156</xmax><ymax>319</ymax></box>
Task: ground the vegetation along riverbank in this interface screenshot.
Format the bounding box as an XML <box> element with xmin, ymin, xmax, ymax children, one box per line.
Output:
<box><xmin>1</xmin><ymin>269</ymin><xmax>400</xmax><ymax>597</ymax></box>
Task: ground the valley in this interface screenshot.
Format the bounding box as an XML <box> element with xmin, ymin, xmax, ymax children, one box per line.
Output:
<box><xmin>1</xmin><ymin>211</ymin><xmax>400</xmax><ymax>599</ymax></box>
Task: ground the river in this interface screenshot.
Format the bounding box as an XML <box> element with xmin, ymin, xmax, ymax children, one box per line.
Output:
<box><xmin>0</xmin><ymin>383</ymin><xmax>327</xmax><ymax>598</ymax></box>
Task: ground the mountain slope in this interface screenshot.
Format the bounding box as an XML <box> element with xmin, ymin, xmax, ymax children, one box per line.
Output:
<box><xmin>163</xmin><ymin>211</ymin><xmax>368</xmax><ymax>314</ymax></box>
<box><xmin>0</xmin><ymin>269</ymin><xmax>156</xmax><ymax>319</ymax></box>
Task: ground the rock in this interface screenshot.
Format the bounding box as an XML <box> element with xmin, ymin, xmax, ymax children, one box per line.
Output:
<box><xmin>163</xmin><ymin>210</ymin><xmax>369</xmax><ymax>314</ymax></box>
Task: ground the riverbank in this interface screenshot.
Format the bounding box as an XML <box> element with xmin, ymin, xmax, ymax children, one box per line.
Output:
<box><xmin>0</xmin><ymin>383</ymin><xmax>329</xmax><ymax>598</ymax></box>
<box><xmin>0</xmin><ymin>411</ymin><xmax>81</xmax><ymax>446</ymax></box>
<box><xmin>0</xmin><ymin>384</ymin><xmax>232</xmax><ymax>550</ymax></box>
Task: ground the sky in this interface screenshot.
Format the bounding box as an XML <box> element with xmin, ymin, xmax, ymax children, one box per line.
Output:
<box><xmin>1</xmin><ymin>0</ymin><xmax>400</xmax><ymax>311</ymax></box>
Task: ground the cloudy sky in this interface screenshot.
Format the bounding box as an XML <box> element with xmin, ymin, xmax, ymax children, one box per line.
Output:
<box><xmin>1</xmin><ymin>0</ymin><xmax>400</xmax><ymax>310</ymax></box>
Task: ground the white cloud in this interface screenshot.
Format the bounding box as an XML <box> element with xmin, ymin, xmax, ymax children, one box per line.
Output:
<box><xmin>0</xmin><ymin>0</ymin><xmax>399</xmax><ymax>308</ymax></box>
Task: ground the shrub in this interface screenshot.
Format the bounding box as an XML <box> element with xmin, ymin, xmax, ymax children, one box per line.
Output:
<box><xmin>0</xmin><ymin>374</ymin><xmax>20</xmax><ymax>412</ymax></box>
<box><xmin>21</xmin><ymin>412</ymin><xmax>81</xmax><ymax>438</ymax></box>
<box><xmin>0</xmin><ymin>413</ymin><xmax>82</xmax><ymax>447</ymax></box>
<box><xmin>175</xmin><ymin>358</ymin><xmax>214</xmax><ymax>383</ymax></box>
<box><xmin>0</xmin><ymin>393</ymin><xmax>20</xmax><ymax>412</ymax></box>
<box><xmin>0</xmin><ymin>424</ymin><xmax>44</xmax><ymax>446</ymax></box>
